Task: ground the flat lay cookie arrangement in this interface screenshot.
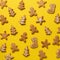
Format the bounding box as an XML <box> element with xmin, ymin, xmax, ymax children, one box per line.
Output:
<box><xmin>0</xmin><ymin>0</ymin><xmax>60</xmax><ymax>60</ymax></box>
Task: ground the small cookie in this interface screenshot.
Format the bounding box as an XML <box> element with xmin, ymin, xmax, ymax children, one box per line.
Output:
<box><xmin>0</xmin><ymin>0</ymin><xmax>7</xmax><ymax>9</ymax></box>
<box><xmin>20</xmin><ymin>32</ymin><xmax>27</xmax><ymax>43</ymax></box>
<box><xmin>36</xmin><ymin>16</ymin><xmax>45</xmax><ymax>25</ymax></box>
<box><xmin>10</xmin><ymin>26</ymin><xmax>18</xmax><ymax>35</ymax></box>
<box><xmin>56</xmin><ymin>49</ymin><xmax>60</xmax><ymax>58</ymax></box>
<box><xmin>0</xmin><ymin>15</ymin><xmax>8</xmax><ymax>25</ymax></box>
<box><xmin>23</xmin><ymin>46</ymin><xmax>30</xmax><ymax>57</ymax></box>
<box><xmin>8</xmin><ymin>7</ymin><xmax>16</xmax><ymax>17</ymax></box>
<box><xmin>30</xmin><ymin>24</ymin><xmax>38</xmax><ymax>34</ymax></box>
<box><xmin>29</xmin><ymin>7</ymin><xmax>37</xmax><ymax>17</ymax></box>
<box><xmin>18</xmin><ymin>0</ymin><xmax>25</xmax><ymax>10</ymax></box>
<box><xmin>54</xmin><ymin>14</ymin><xmax>60</xmax><ymax>24</ymax></box>
<box><xmin>37</xmin><ymin>0</ymin><xmax>47</xmax><ymax>8</ymax></box>
<box><xmin>57</xmin><ymin>27</ymin><xmax>60</xmax><ymax>33</ymax></box>
<box><xmin>47</xmin><ymin>4</ymin><xmax>56</xmax><ymax>14</ymax></box>
<box><xmin>45</xmin><ymin>26</ymin><xmax>52</xmax><ymax>35</ymax></box>
<box><xmin>0</xmin><ymin>43</ymin><xmax>6</xmax><ymax>52</ymax></box>
<box><xmin>31</xmin><ymin>37</ymin><xmax>38</xmax><ymax>49</ymax></box>
<box><xmin>53</xmin><ymin>36</ymin><xmax>60</xmax><ymax>46</ymax></box>
<box><xmin>20</xmin><ymin>15</ymin><xmax>26</xmax><ymax>25</ymax></box>
<box><xmin>38</xmin><ymin>50</ymin><xmax>47</xmax><ymax>60</ymax></box>
<box><xmin>0</xmin><ymin>31</ymin><xmax>9</xmax><ymax>40</ymax></box>
<box><xmin>41</xmin><ymin>39</ymin><xmax>50</xmax><ymax>49</ymax></box>
<box><xmin>5</xmin><ymin>54</ymin><xmax>14</xmax><ymax>60</ymax></box>
<box><xmin>11</xmin><ymin>43</ymin><xmax>19</xmax><ymax>53</ymax></box>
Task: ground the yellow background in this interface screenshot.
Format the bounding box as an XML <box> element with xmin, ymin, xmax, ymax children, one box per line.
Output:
<box><xmin>0</xmin><ymin>0</ymin><xmax>60</xmax><ymax>60</ymax></box>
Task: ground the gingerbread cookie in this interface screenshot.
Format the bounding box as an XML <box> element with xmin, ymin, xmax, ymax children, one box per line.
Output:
<box><xmin>0</xmin><ymin>0</ymin><xmax>7</xmax><ymax>9</ymax></box>
<box><xmin>5</xmin><ymin>54</ymin><xmax>14</xmax><ymax>60</ymax></box>
<box><xmin>0</xmin><ymin>31</ymin><xmax>9</xmax><ymax>40</ymax></box>
<box><xmin>18</xmin><ymin>0</ymin><xmax>25</xmax><ymax>10</ymax></box>
<box><xmin>11</xmin><ymin>43</ymin><xmax>19</xmax><ymax>53</ymax></box>
<box><xmin>36</xmin><ymin>16</ymin><xmax>45</xmax><ymax>25</ymax></box>
<box><xmin>8</xmin><ymin>7</ymin><xmax>16</xmax><ymax>17</ymax></box>
<box><xmin>37</xmin><ymin>0</ymin><xmax>47</xmax><ymax>8</ymax></box>
<box><xmin>38</xmin><ymin>50</ymin><xmax>47</xmax><ymax>60</ymax></box>
<box><xmin>41</xmin><ymin>39</ymin><xmax>50</xmax><ymax>49</ymax></box>
<box><xmin>0</xmin><ymin>43</ymin><xmax>6</xmax><ymax>52</ymax></box>
<box><xmin>53</xmin><ymin>36</ymin><xmax>60</xmax><ymax>46</ymax></box>
<box><xmin>30</xmin><ymin>24</ymin><xmax>38</xmax><ymax>34</ymax></box>
<box><xmin>57</xmin><ymin>27</ymin><xmax>60</xmax><ymax>33</ymax></box>
<box><xmin>56</xmin><ymin>49</ymin><xmax>60</xmax><ymax>58</ymax></box>
<box><xmin>20</xmin><ymin>15</ymin><xmax>26</xmax><ymax>25</ymax></box>
<box><xmin>45</xmin><ymin>26</ymin><xmax>52</xmax><ymax>35</ymax></box>
<box><xmin>10</xmin><ymin>26</ymin><xmax>17</xmax><ymax>35</ymax></box>
<box><xmin>31</xmin><ymin>37</ymin><xmax>38</xmax><ymax>49</ymax></box>
<box><xmin>47</xmin><ymin>4</ymin><xmax>56</xmax><ymax>14</ymax></box>
<box><xmin>29</xmin><ymin>7</ymin><xmax>37</xmax><ymax>17</ymax></box>
<box><xmin>54</xmin><ymin>14</ymin><xmax>60</xmax><ymax>24</ymax></box>
<box><xmin>23</xmin><ymin>46</ymin><xmax>30</xmax><ymax>57</ymax></box>
<box><xmin>20</xmin><ymin>32</ymin><xmax>27</xmax><ymax>43</ymax></box>
<box><xmin>0</xmin><ymin>15</ymin><xmax>8</xmax><ymax>25</ymax></box>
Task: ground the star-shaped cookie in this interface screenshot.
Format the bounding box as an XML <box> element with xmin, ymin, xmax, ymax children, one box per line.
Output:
<box><xmin>0</xmin><ymin>31</ymin><xmax>9</xmax><ymax>40</ymax></box>
<box><xmin>37</xmin><ymin>0</ymin><xmax>47</xmax><ymax>8</ymax></box>
<box><xmin>36</xmin><ymin>16</ymin><xmax>45</xmax><ymax>25</ymax></box>
<box><xmin>41</xmin><ymin>39</ymin><xmax>50</xmax><ymax>49</ymax></box>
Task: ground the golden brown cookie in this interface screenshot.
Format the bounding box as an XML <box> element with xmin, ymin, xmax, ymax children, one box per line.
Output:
<box><xmin>20</xmin><ymin>32</ymin><xmax>27</xmax><ymax>43</ymax></box>
<box><xmin>0</xmin><ymin>43</ymin><xmax>6</xmax><ymax>52</ymax></box>
<box><xmin>5</xmin><ymin>54</ymin><xmax>14</xmax><ymax>60</ymax></box>
<box><xmin>36</xmin><ymin>16</ymin><xmax>45</xmax><ymax>25</ymax></box>
<box><xmin>0</xmin><ymin>31</ymin><xmax>9</xmax><ymax>40</ymax></box>
<box><xmin>0</xmin><ymin>0</ymin><xmax>7</xmax><ymax>9</ymax></box>
<box><xmin>20</xmin><ymin>15</ymin><xmax>26</xmax><ymax>25</ymax></box>
<box><xmin>0</xmin><ymin>15</ymin><xmax>8</xmax><ymax>25</ymax></box>
<box><xmin>8</xmin><ymin>7</ymin><xmax>16</xmax><ymax>17</ymax></box>
<box><xmin>37</xmin><ymin>0</ymin><xmax>47</xmax><ymax>8</ymax></box>
<box><xmin>41</xmin><ymin>39</ymin><xmax>50</xmax><ymax>49</ymax></box>
<box><xmin>10</xmin><ymin>26</ymin><xmax>18</xmax><ymax>35</ymax></box>
<box><xmin>57</xmin><ymin>27</ymin><xmax>60</xmax><ymax>33</ymax></box>
<box><xmin>23</xmin><ymin>46</ymin><xmax>30</xmax><ymax>57</ymax></box>
<box><xmin>38</xmin><ymin>50</ymin><xmax>47</xmax><ymax>60</ymax></box>
<box><xmin>54</xmin><ymin>14</ymin><xmax>60</xmax><ymax>24</ymax></box>
<box><xmin>47</xmin><ymin>4</ymin><xmax>56</xmax><ymax>14</ymax></box>
<box><xmin>18</xmin><ymin>0</ymin><xmax>25</xmax><ymax>10</ymax></box>
<box><xmin>30</xmin><ymin>24</ymin><xmax>38</xmax><ymax>34</ymax></box>
<box><xmin>29</xmin><ymin>7</ymin><xmax>37</xmax><ymax>17</ymax></box>
<box><xmin>56</xmin><ymin>49</ymin><xmax>60</xmax><ymax>58</ymax></box>
<box><xmin>31</xmin><ymin>37</ymin><xmax>38</xmax><ymax>49</ymax></box>
<box><xmin>53</xmin><ymin>36</ymin><xmax>60</xmax><ymax>46</ymax></box>
<box><xmin>11</xmin><ymin>43</ymin><xmax>19</xmax><ymax>53</ymax></box>
<box><xmin>45</xmin><ymin>26</ymin><xmax>52</xmax><ymax>35</ymax></box>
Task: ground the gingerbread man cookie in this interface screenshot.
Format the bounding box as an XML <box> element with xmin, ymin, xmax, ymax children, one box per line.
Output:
<box><xmin>11</xmin><ymin>43</ymin><xmax>19</xmax><ymax>53</ymax></box>
<box><xmin>29</xmin><ymin>7</ymin><xmax>37</xmax><ymax>17</ymax></box>
<box><xmin>20</xmin><ymin>32</ymin><xmax>27</xmax><ymax>43</ymax></box>
<box><xmin>30</xmin><ymin>24</ymin><xmax>38</xmax><ymax>34</ymax></box>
